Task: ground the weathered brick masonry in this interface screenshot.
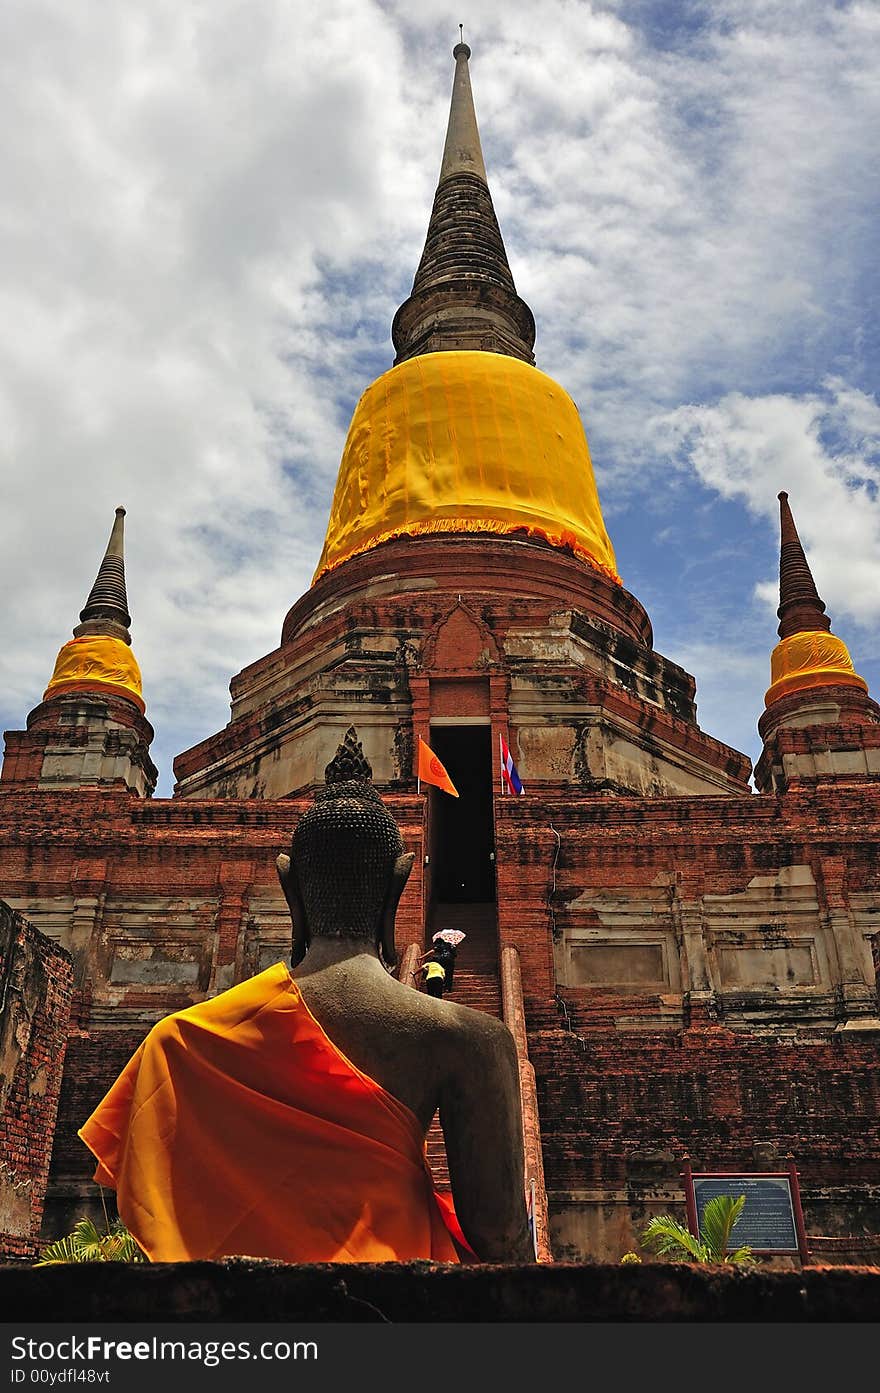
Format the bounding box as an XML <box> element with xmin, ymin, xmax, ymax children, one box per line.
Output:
<box><xmin>4</xmin><ymin>517</ymin><xmax>880</xmax><ymax>1262</ymax></box>
<box><xmin>494</xmin><ymin>788</ymin><xmax>880</xmax><ymax>1260</ymax></box>
<box><xmin>0</xmin><ymin>901</ymin><xmax>72</xmax><ymax>1258</ymax></box>
<box><xmin>2</xmin><ymin>774</ymin><xmax>879</xmax><ymax>1258</ymax></box>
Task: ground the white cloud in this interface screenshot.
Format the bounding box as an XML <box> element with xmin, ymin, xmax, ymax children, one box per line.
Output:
<box><xmin>0</xmin><ymin>0</ymin><xmax>422</xmax><ymax>776</ymax></box>
<box><xmin>0</xmin><ymin>0</ymin><xmax>878</xmax><ymax>792</ymax></box>
<box><xmin>653</xmin><ymin>378</ymin><xmax>880</xmax><ymax>624</ymax></box>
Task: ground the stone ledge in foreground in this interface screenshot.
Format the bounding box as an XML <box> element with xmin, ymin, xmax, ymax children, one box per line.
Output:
<box><xmin>2</xmin><ymin>1260</ymin><xmax>880</xmax><ymax>1323</ymax></box>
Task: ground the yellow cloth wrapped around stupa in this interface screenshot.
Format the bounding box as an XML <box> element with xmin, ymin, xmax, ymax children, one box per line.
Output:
<box><xmin>43</xmin><ymin>635</ymin><xmax>145</xmax><ymax>712</ymax></box>
<box><xmin>314</xmin><ymin>351</ymin><xmax>620</xmax><ymax>584</ymax></box>
<box><xmin>765</xmin><ymin>630</ymin><xmax>868</xmax><ymax>707</ymax></box>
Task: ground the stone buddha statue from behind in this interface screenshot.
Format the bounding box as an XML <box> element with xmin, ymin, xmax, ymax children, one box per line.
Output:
<box><xmin>79</xmin><ymin>726</ymin><xmax>534</xmax><ymax>1265</ymax></box>
<box><xmin>277</xmin><ymin>726</ymin><xmax>535</xmax><ymax>1263</ymax></box>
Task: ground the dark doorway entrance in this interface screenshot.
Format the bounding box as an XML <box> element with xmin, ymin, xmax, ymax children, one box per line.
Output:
<box><xmin>429</xmin><ymin>725</ymin><xmax>495</xmax><ymax>903</ymax></box>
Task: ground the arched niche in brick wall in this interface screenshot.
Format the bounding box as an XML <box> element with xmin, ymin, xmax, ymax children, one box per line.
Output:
<box><xmin>421</xmin><ymin>600</ymin><xmax>500</xmax><ymax>673</ymax></box>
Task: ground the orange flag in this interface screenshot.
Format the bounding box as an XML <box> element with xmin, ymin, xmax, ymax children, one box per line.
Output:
<box><xmin>417</xmin><ymin>737</ymin><xmax>459</xmax><ymax>797</ymax></box>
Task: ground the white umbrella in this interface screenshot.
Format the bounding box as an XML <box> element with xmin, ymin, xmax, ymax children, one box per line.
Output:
<box><xmin>432</xmin><ymin>929</ymin><xmax>466</xmax><ymax>948</ymax></box>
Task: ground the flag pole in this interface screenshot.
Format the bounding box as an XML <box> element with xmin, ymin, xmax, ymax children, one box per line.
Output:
<box><xmin>499</xmin><ymin>732</ymin><xmax>504</xmax><ymax>796</ymax></box>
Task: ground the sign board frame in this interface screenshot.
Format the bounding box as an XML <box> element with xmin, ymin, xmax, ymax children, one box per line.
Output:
<box><xmin>682</xmin><ymin>1160</ymin><xmax>809</xmax><ymax>1263</ymax></box>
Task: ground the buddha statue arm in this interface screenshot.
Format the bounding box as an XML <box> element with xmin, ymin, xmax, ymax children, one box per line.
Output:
<box><xmin>439</xmin><ymin>1014</ymin><xmax>536</xmax><ymax>1263</ymax></box>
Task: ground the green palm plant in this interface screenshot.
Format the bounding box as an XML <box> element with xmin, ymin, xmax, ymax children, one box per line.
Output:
<box><xmin>640</xmin><ymin>1193</ymin><xmax>758</xmax><ymax>1266</ymax></box>
<box><xmin>36</xmin><ymin>1216</ymin><xmax>146</xmax><ymax>1265</ymax></box>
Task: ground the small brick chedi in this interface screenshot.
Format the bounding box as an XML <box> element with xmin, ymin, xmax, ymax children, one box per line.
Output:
<box><xmin>2</xmin><ymin>44</ymin><xmax>879</xmax><ymax>1265</ymax></box>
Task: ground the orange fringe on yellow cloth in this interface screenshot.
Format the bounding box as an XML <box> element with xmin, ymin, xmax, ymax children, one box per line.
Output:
<box><xmin>315</xmin><ymin>516</ymin><xmax>622</xmax><ymax>586</ymax></box>
<box><xmin>78</xmin><ymin>963</ymin><xmax>469</xmax><ymax>1263</ymax></box>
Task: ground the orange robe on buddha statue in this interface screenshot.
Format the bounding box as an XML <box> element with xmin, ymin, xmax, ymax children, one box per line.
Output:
<box><xmin>79</xmin><ymin>962</ymin><xmax>469</xmax><ymax>1263</ymax></box>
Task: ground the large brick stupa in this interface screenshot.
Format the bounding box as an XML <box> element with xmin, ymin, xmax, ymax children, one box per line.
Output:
<box><xmin>2</xmin><ymin>44</ymin><xmax>880</xmax><ymax>1265</ymax></box>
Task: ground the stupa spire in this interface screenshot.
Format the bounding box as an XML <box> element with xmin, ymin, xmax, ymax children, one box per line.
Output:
<box><xmin>75</xmin><ymin>505</ymin><xmax>132</xmax><ymax>641</ymax></box>
<box><xmin>43</xmin><ymin>506</ymin><xmax>145</xmax><ymax>713</ymax></box>
<box><xmin>392</xmin><ymin>41</ymin><xmax>536</xmax><ymax>365</ymax></box>
<box><xmin>763</xmin><ymin>491</ymin><xmax>866</xmax><ymax>710</ymax></box>
<box><xmin>311</xmin><ymin>40</ymin><xmax>618</xmax><ymax>592</ymax></box>
<box><xmin>776</xmin><ymin>491</ymin><xmax>830</xmax><ymax>639</ymax></box>
<box><xmin>438</xmin><ymin>40</ymin><xmax>488</xmax><ymax>185</ymax></box>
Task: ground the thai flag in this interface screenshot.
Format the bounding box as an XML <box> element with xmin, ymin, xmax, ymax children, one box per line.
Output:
<box><xmin>499</xmin><ymin>733</ymin><xmax>524</xmax><ymax>795</ymax></box>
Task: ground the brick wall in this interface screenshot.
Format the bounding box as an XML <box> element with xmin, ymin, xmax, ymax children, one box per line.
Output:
<box><xmin>492</xmin><ymin>787</ymin><xmax>880</xmax><ymax>1260</ymax></box>
<box><xmin>4</xmin><ymin>778</ymin><xmax>880</xmax><ymax>1259</ymax></box>
<box><xmin>529</xmin><ymin>1024</ymin><xmax>880</xmax><ymax>1261</ymax></box>
<box><xmin>43</xmin><ymin>1032</ymin><xmax>146</xmax><ymax>1239</ymax></box>
<box><xmin>0</xmin><ymin>901</ymin><xmax>72</xmax><ymax>1259</ymax></box>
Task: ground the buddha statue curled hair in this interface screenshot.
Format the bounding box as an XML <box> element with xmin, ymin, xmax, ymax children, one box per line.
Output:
<box><xmin>284</xmin><ymin>727</ymin><xmax>409</xmax><ymax>956</ymax></box>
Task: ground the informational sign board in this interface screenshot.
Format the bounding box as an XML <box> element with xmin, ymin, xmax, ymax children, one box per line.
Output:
<box><xmin>683</xmin><ymin>1164</ymin><xmax>809</xmax><ymax>1260</ymax></box>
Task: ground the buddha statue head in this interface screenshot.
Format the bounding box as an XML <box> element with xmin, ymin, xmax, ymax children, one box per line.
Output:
<box><xmin>276</xmin><ymin>726</ymin><xmax>414</xmax><ymax>968</ymax></box>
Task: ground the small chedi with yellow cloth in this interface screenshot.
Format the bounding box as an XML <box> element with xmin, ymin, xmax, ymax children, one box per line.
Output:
<box><xmin>764</xmin><ymin>491</ymin><xmax>867</xmax><ymax>707</ymax></box>
<box><xmin>10</xmin><ymin>505</ymin><xmax>158</xmax><ymax>798</ymax></box>
<box><xmin>755</xmin><ymin>490</ymin><xmax>879</xmax><ymax>793</ymax></box>
<box><xmin>43</xmin><ymin>507</ymin><xmax>145</xmax><ymax>713</ymax></box>
<box><xmin>79</xmin><ymin>728</ymin><xmax>533</xmax><ymax>1265</ymax></box>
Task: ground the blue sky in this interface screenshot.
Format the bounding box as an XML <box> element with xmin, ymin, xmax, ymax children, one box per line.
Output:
<box><xmin>1</xmin><ymin>0</ymin><xmax>878</xmax><ymax>795</ymax></box>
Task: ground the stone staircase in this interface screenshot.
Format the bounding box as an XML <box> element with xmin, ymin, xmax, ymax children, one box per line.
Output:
<box><xmin>420</xmin><ymin>902</ymin><xmax>501</xmax><ymax>1190</ymax></box>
